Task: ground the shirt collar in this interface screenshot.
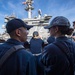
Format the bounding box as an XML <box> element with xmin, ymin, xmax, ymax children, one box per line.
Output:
<box><xmin>6</xmin><ymin>38</ymin><xmax>24</xmax><ymax>45</ymax></box>
<box><xmin>55</xmin><ymin>36</ymin><xmax>68</xmax><ymax>42</ymax></box>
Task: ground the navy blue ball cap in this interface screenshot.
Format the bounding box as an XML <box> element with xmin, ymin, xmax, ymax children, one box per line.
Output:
<box><xmin>44</xmin><ymin>16</ymin><xmax>70</xmax><ymax>29</ymax></box>
<box><xmin>6</xmin><ymin>18</ymin><xmax>33</xmax><ymax>33</ymax></box>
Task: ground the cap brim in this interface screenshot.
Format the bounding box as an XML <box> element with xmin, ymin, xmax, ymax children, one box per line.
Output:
<box><xmin>26</xmin><ymin>25</ymin><xmax>33</xmax><ymax>30</ymax></box>
<box><xmin>44</xmin><ymin>25</ymin><xmax>51</xmax><ymax>29</ymax></box>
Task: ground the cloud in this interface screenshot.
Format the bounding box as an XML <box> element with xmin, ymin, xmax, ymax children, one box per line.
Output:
<box><xmin>8</xmin><ymin>1</ymin><xmax>16</xmax><ymax>9</ymax></box>
<box><xmin>7</xmin><ymin>1</ymin><xmax>27</xmax><ymax>18</ymax></box>
<box><xmin>45</xmin><ymin>0</ymin><xmax>75</xmax><ymax>24</ymax></box>
<box><xmin>0</xmin><ymin>13</ymin><xmax>5</xmax><ymax>33</ymax></box>
<box><xmin>0</xmin><ymin>13</ymin><xmax>5</xmax><ymax>17</ymax></box>
<box><xmin>0</xmin><ymin>13</ymin><xmax>5</xmax><ymax>24</ymax></box>
<box><xmin>2</xmin><ymin>5</ymin><xmax>8</xmax><ymax>10</ymax></box>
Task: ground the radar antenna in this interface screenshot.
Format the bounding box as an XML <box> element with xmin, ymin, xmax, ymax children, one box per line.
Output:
<box><xmin>22</xmin><ymin>0</ymin><xmax>34</xmax><ymax>18</ymax></box>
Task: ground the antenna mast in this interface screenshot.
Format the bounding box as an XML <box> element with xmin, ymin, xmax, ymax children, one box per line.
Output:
<box><xmin>22</xmin><ymin>0</ymin><xmax>34</xmax><ymax>18</ymax></box>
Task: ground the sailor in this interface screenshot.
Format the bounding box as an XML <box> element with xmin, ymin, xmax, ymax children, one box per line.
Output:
<box><xmin>0</xmin><ymin>18</ymin><xmax>37</xmax><ymax>75</ymax></box>
<box><xmin>30</xmin><ymin>31</ymin><xmax>45</xmax><ymax>75</ymax></box>
<box><xmin>30</xmin><ymin>31</ymin><xmax>44</xmax><ymax>55</ymax></box>
<box><xmin>41</xmin><ymin>16</ymin><xmax>75</xmax><ymax>75</ymax></box>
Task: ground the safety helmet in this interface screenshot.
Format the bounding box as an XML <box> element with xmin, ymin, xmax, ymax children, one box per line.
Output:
<box><xmin>44</xmin><ymin>16</ymin><xmax>70</xmax><ymax>29</ymax></box>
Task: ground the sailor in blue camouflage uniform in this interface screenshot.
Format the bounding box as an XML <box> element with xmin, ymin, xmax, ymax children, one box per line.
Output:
<box><xmin>30</xmin><ymin>31</ymin><xmax>44</xmax><ymax>54</ymax></box>
<box><xmin>41</xmin><ymin>16</ymin><xmax>75</xmax><ymax>75</ymax></box>
<box><xmin>0</xmin><ymin>19</ymin><xmax>37</xmax><ymax>75</ymax></box>
<box><xmin>30</xmin><ymin>31</ymin><xmax>44</xmax><ymax>75</ymax></box>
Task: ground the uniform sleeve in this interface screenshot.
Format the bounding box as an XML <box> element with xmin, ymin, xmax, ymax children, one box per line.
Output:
<box><xmin>41</xmin><ymin>46</ymin><xmax>57</xmax><ymax>74</ymax></box>
<box><xmin>16</xmin><ymin>50</ymin><xmax>37</xmax><ymax>75</ymax></box>
<box><xmin>26</xmin><ymin>56</ymin><xmax>37</xmax><ymax>75</ymax></box>
<box><xmin>42</xmin><ymin>40</ymin><xmax>44</xmax><ymax>47</ymax></box>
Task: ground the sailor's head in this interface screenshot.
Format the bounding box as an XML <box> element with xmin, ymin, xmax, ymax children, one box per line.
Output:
<box><xmin>33</xmin><ymin>31</ymin><xmax>39</xmax><ymax>37</ymax></box>
<box><xmin>44</xmin><ymin>16</ymin><xmax>73</xmax><ymax>36</ymax></box>
<box><xmin>44</xmin><ymin>16</ymin><xmax>70</xmax><ymax>29</ymax></box>
<box><xmin>6</xmin><ymin>18</ymin><xmax>33</xmax><ymax>42</ymax></box>
<box><xmin>6</xmin><ymin>18</ymin><xmax>33</xmax><ymax>33</ymax></box>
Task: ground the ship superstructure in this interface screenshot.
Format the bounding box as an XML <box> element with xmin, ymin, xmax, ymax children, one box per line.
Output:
<box><xmin>2</xmin><ymin>0</ymin><xmax>52</xmax><ymax>42</ymax></box>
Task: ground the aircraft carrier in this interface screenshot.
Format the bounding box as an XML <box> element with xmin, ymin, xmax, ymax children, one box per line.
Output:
<box><xmin>1</xmin><ymin>0</ymin><xmax>52</xmax><ymax>42</ymax></box>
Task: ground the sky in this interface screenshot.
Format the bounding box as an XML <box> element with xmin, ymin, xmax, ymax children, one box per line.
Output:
<box><xmin>0</xmin><ymin>0</ymin><xmax>75</xmax><ymax>34</ymax></box>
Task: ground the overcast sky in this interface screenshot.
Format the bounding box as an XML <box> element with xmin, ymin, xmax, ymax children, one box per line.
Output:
<box><xmin>0</xmin><ymin>0</ymin><xmax>75</xmax><ymax>33</ymax></box>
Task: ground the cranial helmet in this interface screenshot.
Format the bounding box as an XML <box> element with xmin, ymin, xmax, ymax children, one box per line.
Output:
<box><xmin>44</xmin><ymin>16</ymin><xmax>71</xmax><ymax>29</ymax></box>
